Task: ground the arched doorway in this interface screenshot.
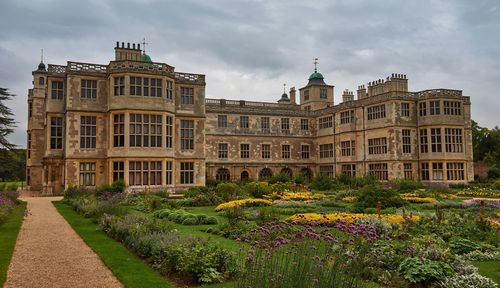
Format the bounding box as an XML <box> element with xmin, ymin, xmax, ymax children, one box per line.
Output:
<box><xmin>300</xmin><ymin>167</ymin><xmax>313</xmax><ymax>181</ymax></box>
<box><xmin>280</xmin><ymin>167</ymin><xmax>293</xmax><ymax>177</ymax></box>
<box><xmin>216</xmin><ymin>168</ymin><xmax>231</xmax><ymax>182</ymax></box>
<box><xmin>259</xmin><ymin>168</ymin><xmax>273</xmax><ymax>180</ymax></box>
<box><xmin>240</xmin><ymin>171</ymin><xmax>250</xmax><ymax>181</ymax></box>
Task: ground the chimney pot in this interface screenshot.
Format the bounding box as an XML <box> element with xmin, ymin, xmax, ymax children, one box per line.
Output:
<box><xmin>116</xmin><ymin>41</ymin><xmax>119</xmax><ymax>48</ymax></box>
<box><xmin>121</xmin><ymin>42</ymin><xmax>124</xmax><ymax>48</ymax></box>
<box><xmin>127</xmin><ymin>43</ymin><xmax>130</xmax><ymax>48</ymax></box>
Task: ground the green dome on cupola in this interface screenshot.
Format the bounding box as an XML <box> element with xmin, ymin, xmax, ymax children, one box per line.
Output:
<box><xmin>141</xmin><ymin>53</ymin><xmax>152</xmax><ymax>63</ymax></box>
<box><xmin>308</xmin><ymin>72</ymin><xmax>324</xmax><ymax>80</ymax></box>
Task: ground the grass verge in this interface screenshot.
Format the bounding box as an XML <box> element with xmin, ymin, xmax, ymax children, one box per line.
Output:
<box><xmin>53</xmin><ymin>201</ymin><xmax>175</xmax><ymax>288</ymax></box>
<box><xmin>473</xmin><ymin>261</ymin><xmax>500</xmax><ymax>284</ymax></box>
<box><xmin>0</xmin><ymin>202</ymin><xmax>26</xmax><ymax>286</ymax></box>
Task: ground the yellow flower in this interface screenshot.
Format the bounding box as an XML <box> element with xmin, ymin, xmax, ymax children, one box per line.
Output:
<box><xmin>486</xmin><ymin>218</ymin><xmax>500</xmax><ymax>228</ymax></box>
<box><xmin>265</xmin><ymin>191</ymin><xmax>326</xmax><ymax>201</ymax></box>
<box><xmin>402</xmin><ymin>196</ymin><xmax>437</xmax><ymax>203</ymax></box>
<box><xmin>215</xmin><ymin>198</ymin><xmax>274</xmax><ymax>211</ymax></box>
<box><xmin>341</xmin><ymin>196</ymin><xmax>357</xmax><ymax>203</ymax></box>
<box><xmin>286</xmin><ymin>212</ymin><xmax>419</xmax><ymax>225</ymax></box>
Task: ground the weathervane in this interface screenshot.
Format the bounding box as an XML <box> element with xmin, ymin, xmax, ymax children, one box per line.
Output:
<box><xmin>283</xmin><ymin>83</ymin><xmax>286</xmax><ymax>94</ymax></box>
<box><xmin>141</xmin><ymin>37</ymin><xmax>149</xmax><ymax>54</ymax></box>
<box><xmin>313</xmin><ymin>58</ymin><xmax>319</xmax><ymax>72</ymax></box>
<box><xmin>41</xmin><ymin>49</ymin><xmax>44</xmax><ymax>63</ymax></box>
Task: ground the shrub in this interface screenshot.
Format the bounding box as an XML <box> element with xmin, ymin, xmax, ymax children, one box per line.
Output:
<box><xmin>439</xmin><ymin>273</ymin><xmax>498</xmax><ymax>288</ymax></box>
<box><xmin>398</xmin><ymin>257</ymin><xmax>452</xmax><ymax>284</ymax></box>
<box><xmin>487</xmin><ymin>167</ymin><xmax>500</xmax><ymax>180</ymax></box>
<box><xmin>268</xmin><ymin>172</ymin><xmax>292</xmax><ymax>184</ymax></box>
<box><xmin>205</xmin><ymin>216</ymin><xmax>218</xmax><ymax>225</ymax></box>
<box><xmin>449</xmin><ymin>238</ymin><xmax>483</xmax><ymax>255</ymax></box>
<box><xmin>216</xmin><ymin>182</ymin><xmax>241</xmax><ymax>201</ymax></box>
<box><xmin>397</xmin><ymin>179</ymin><xmax>424</xmax><ymax>192</ymax></box>
<box><xmin>310</xmin><ymin>173</ymin><xmax>333</xmax><ymax>191</ymax></box>
<box><xmin>184</xmin><ymin>186</ymin><xmax>208</xmax><ymax>198</ymax></box>
<box><xmin>242</xmin><ymin>182</ymin><xmax>271</xmax><ymax>198</ymax></box>
<box><xmin>182</xmin><ymin>217</ymin><xmax>198</xmax><ymax>225</ymax></box>
<box><xmin>354</xmin><ymin>184</ymin><xmax>404</xmax><ymax>210</ymax></box>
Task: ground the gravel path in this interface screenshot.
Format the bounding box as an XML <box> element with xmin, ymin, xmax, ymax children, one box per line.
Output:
<box><xmin>4</xmin><ymin>197</ymin><xmax>123</xmax><ymax>288</ymax></box>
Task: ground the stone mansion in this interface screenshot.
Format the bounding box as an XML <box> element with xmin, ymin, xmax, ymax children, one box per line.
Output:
<box><xmin>26</xmin><ymin>42</ymin><xmax>473</xmax><ymax>195</ymax></box>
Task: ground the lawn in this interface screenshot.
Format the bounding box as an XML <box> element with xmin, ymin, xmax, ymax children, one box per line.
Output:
<box><xmin>473</xmin><ymin>261</ymin><xmax>500</xmax><ymax>285</ymax></box>
<box><xmin>53</xmin><ymin>201</ymin><xmax>175</xmax><ymax>288</ymax></box>
<box><xmin>0</xmin><ymin>181</ymin><xmax>25</xmax><ymax>191</ymax></box>
<box><xmin>0</xmin><ymin>202</ymin><xmax>26</xmax><ymax>286</ymax></box>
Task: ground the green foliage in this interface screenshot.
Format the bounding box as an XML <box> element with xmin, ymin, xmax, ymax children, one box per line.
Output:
<box><xmin>268</xmin><ymin>172</ymin><xmax>292</xmax><ymax>184</ymax></box>
<box><xmin>449</xmin><ymin>238</ymin><xmax>483</xmax><ymax>255</ymax></box>
<box><xmin>0</xmin><ymin>149</ymin><xmax>25</xmax><ymax>182</ymax></box>
<box><xmin>439</xmin><ymin>273</ymin><xmax>498</xmax><ymax>288</ymax></box>
<box><xmin>0</xmin><ymin>202</ymin><xmax>25</xmax><ymax>287</ymax></box>
<box><xmin>242</xmin><ymin>181</ymin><xmax>271</xmax><ymax>198</ymax></box>
<box><xmin>354</xmin><ymin>184</ymin><xmax>404</xmax><ymax>210</ymax></box>
<box><xmin>251</xmin><ymin>207</ymin><xmax>279</xmax><ymax>225</ymax></box>
<box><xmin>310</xmin><ymin>173</ymin><xmax>334</xmax><ymax>191</ymax></box>
<box><xmin>0</xmin><ymin>88</ymin><xmax>17</xmax><ymax>150</ymax></box>
<box><xmin>153</xmin><ymin>208</ymin><xmax>218</xmax><ymax>225</ymax></box>
<box><xmin>487</xmin><ymin>167</ymin><xmax>500</xmax><ymax>179</ymax></box>
<box><xmin>396</xmin><ymin>179</ymin><xmax>424</xmax><ymax>192</ymax></box>
<box><xmin>293</xmin><ymin>172</ymin><xmax>307</xmax><ymax>185</ymax></box>
<box><xmin>177</xmin><ymin>189</ymin><xmax>223</xmax><ymax>207</ymax></box>
<box><xmin>398</xmin><ymin>257</ymin><xmax>452</xmax><ymax>284</ymax></box>
<box><xmin>216</xmin><ymin>182</ymin><xmax>241</xmax><ymax>201</ymax></box>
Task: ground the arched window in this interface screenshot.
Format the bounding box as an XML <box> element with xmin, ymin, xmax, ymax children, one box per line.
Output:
<box><xmin>240</xmin><ymin>171</ymin><xmax>249</xmax><ymax>181</ymax></box>
<box><xmin>281</xmin><ymin>167</ymin><xmax>293</xmax><ymax>177</ymax></box>
<box><xmin>216</xmin><ymin>168</ymin><xmax>231</xmax><ymax>182</ymax></box>
<box><xmin>300</xmin><ymin>168</ymin><xmax>313</xmax><ymax>181</ymax></box>
<box><xmin>259</xmin><ymin>168</ymin><xmax>273</xmax><ymax>180</ymax></box>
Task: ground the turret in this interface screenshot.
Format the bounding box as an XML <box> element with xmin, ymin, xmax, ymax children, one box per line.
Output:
<box><xmin>114</xmin><ymin>41</ymin><xmax>143</xmax><ymax>61</ymax></box>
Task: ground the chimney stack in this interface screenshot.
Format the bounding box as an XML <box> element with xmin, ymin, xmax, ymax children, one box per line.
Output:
<box><xmin>342</xmin><ymin>89</ymin><xmax>354</xmax><ymax>102</ymax></box>
<box><xmin>357</xmin><ymin>85</ymin><xmax>366</xmax><ymax>100</ymax></box>
<box><xmin>289</xmin><ymin>87</ymin><xmax>296</xmax><ymax>104</ymax></box>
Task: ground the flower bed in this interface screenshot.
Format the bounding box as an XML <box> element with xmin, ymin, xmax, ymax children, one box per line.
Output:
<box><xmin>214</xmin><ymin>198</ymin><xmax>273</xmax><ymax>211</ymax></box>
<box><xmin>264</xmin><ymin>191</ymin><xmax>326</xmax><ymax>201</ymax></box>
<box><xmin>402</xmin><ymin>196</ymin><xmax>437</xmax><ymax>203</ymax></box>
<box><xmin>287</xmin><ymin>212</ymin><xmax>420</xmax><ymax>225</ymax></box>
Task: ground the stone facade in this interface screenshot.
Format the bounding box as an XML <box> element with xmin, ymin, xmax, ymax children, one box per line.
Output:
<box><xmin>26</xmin><ymin>43</ymin><xmax>473</xmax><ymax>196</ymax></box>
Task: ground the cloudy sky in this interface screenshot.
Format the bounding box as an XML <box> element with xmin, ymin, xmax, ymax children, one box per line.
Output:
<box><xmin>1</xmin><ymin>0</ymin><xmax>499</xmax><ymax>147</ymax></box>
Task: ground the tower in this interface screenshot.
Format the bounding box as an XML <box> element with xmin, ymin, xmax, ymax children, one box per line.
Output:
<box><xmin>298</xmin><ymin>58</ymin><xmax>334</xmax><ymax>111</ymax></box>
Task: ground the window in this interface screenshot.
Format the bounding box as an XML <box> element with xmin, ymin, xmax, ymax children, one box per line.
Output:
<box><xmin>304</xmin><ymin>106</ymin><xmax>311</xmax><ymax>111</ymax></box>
<box><xmin>216</xmin><ymin>168</ymin><xmax>231</xmax><ymax>181</ymax></box>
<box><xmin>340</xmin><ymin>110</ymin><xmax>355</xmax><ymax>124</ymax></box>
<box><xmin>81</xmin><ymin>79</ymin><xmax>97</xmax><ymax>99</ymax></box>
<box><xmin>166</xmin><ymin>161</ymin><xmax>173</xmax><ymax>185</ymax></box>
<box><xmin>129</xmin><ymin>161</ymin><xmax>162</xmax><ymax>186</ymax></box>
<box><xmin>241</xmin><ymin>144</ymin><xmax>250</xmax><ymax>158</ymax></box>
<box><xmin>402</xmin><ymin>129</ymin><xmax>411</xmax><ymax>154</ymax></box>
<box><xmin>421</xmin><ymin>163</ymin><xmax>430</xmax><ymax>180</ymax></box>
<box><xmin>27</xmin><ymin>133</ymin><xmax>31</xmax><ymax>159</ymax></box>
<box><xmin>114</xmin><ymin>77</ymin><xmax>125</xmax><ymax>96</ymax></box>
<box><xmin>218</xmin><ymin>115</ymin><xmax>227</xmax><ymax>128</ymax></box>
<box><xmin>341</xmin><ymin>140</ymin><xmax>356</xmax><ymax>156</ymax></box>
<box><xmin>281</xmin><ymin>144</ymin><xmax>290</xmax><ymax>159</ymax></box>
<box><xmin>281</xmin><ymin>118</ymin><xmax>290</xmax><ymax>133</ymax></box>
<box><xmin>240</xmin><ymin>116</ymin><xmax>249</xmax><ymax>129</ymax></box>
<box><xmin>39</xmin><ymin>77</ymin><xmax>44</xmax><ymax>85</ymax></box>
<box><xmin>341</xmin><ymin>164</ymin><xmax>356</xmax><ymax>177</ymax></box>
<box><xmin>50</xmin><ymin>116</ymin><xmax>63</xmax><ymax>149</ymax></box>
<box><xmin>80</xmin><ymin>116</ymin><xmax>96</xmax><ymax>149</ymax></box>
<box><xmin>300</xmin><ymin>119</ymin><xmax>309</xmax><ymax>131</ymax></box>
<box><xmin>369</xmin><ymin>163</ymin><xmax>388</xmax><ymax>180</ymax></box>
<box><xmin>113</xmin><ymin>114</ymin><xmax>124</xmax><ymax>147</ymax></box>
<box><xmin>319</xmin><ymin>143</ymin><xmax>334</xmax><ymax>158</ymax></box>
<box><xmin>180</xmin><ymin>120</ymin><xmax>194</xmax><ymax>150</ymax></box>
<box><xmin>79</xmin><ymin>163</ymin><xmax>96</xmax><ymax>186</ymax></box>
<box><xmin>180</xmin><ymin>162</ymin><xmax>194</xmax><ymax>184</ymax></box>
<box><xmin>261</xmin><ymin>117</ymin><xmax>269</xmax><ymax>132</ymax></box>
<box><xmin>368</xmin><ymin>137</ymin><xmax>387</xmax><ymax>155</ymax></box>
<box><xmin>419</xmin><ymin>102</ymin><xmax>427</xmax><ymax>116</ymax></box>
<box><xmin>320</xmin><ymin>165</ymin><xmax>334</xmax><ymax>177</ymax></box>
<box><xmin>320</xmin><ymin>88</ymin><xmax>327</xmax><ymax>99</ymax></box>
<box><xmin>404</xmin><ymin>163</ymin><xmax>412</xmax><ymax>179</ymax></box>
<box><xmin>367</xmin><ymin>104</ymin><xmax>386</xmax><ymax>120</ymax></box>
<box><xmin>401</xmin><ymin>102</ymin><xmax>410</xmax><ymax>117</ymax></box>
<box><xmin>431</xmin><ymin>128</ymin><xmax>442</xmax><ymax>152</ymax></box>
<box><xmin>447</xmin><ymin>163</ymin><xmax>464</xmax><ymax>180</ymax></box>
<box><xmin>29</xmin><ymin>102</ymin><xmax>33</xmax><ymax>118</ymax></box>
<box><xmin>166</xmin><ymin>80</ymin><xmax>173</xmax><ymax>100</ymax></box>
<box><xmin>150</xmin><ymin>78</ymin><xmax>162</xmax><ymax>97</ymax></box>
<box><xmin>319</xmin><ymin>116</ymin><xmax>333</xmax><ymax>129</ymax></box>
<box><xmin>445</xmin><ymin>128</ymin><xmax>463</xmax><ymax>153</ymax></box>
<box><xmin>51</xmin><ymin>80</ymin><xmax>64</xmax><ymax>99</ymax></box>
<box><xmin>130</xmin><ymin>77</ymin><xmax>162</xmax><ymax>97</ymax></box>
<box><xmin>444</xmin><ymin>101</ymin><xmax>461</xmax><ymax>115</ymax></box>
<box><xmin>180</xmin><ymin>87</ymin><xmax>194</xmax><ymax>104</ymax></box>
<box><xmin>112</xmin><ymin>161</ymin><xmax>124</xmax><ymax>182</ymax></box>
<box><xmin>303</xmin><ymin>90</ymin><xmax>309</xmax><ymax>101</ymax></box>
<box><xmin>218</xmin><ymin>143</ymin><xmax>228</xmax><ymax>159</ymax></box>
<box><xmin>262</xmin><ymin>144</ymin><xmax>271</xmax><ymax>159</ymax></box>
<box><xmin>430</xmin><ymin>101</ymin><xmax>440</xmax><ymax>115</ymax></box>
<box><xmin>129</xmin><ymin>114</ymin><xmax>163</xmax><ymax>147</ymax></box>
<box><xmin>420</xmin><ymin>129</ymin><xmax>428</xmax><ymax>153</ymax></box>
<box><xmin>166</xmin><ymin>116</ymin><xmax>173</xmax><ymax>148</ymax></box>
<box><xmin>301</xmin><ymin>145</ymin><xmax>310</xmax><ymax>159</ymax></box>
<box><xmin>432</xmin><ymin>162</ymin><xmax>444</xmax><ymax>180</ymax></box>
<box><xmin>130</xmin><ymin>77</ymin><xmax>142</xmax><ymax>96</ymax></box>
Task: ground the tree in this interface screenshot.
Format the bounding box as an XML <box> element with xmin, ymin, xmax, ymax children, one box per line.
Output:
<box><xmin>0</xmin><ymin>87</ymin><xmax>17</xmax><ymax>150</ymax></box>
